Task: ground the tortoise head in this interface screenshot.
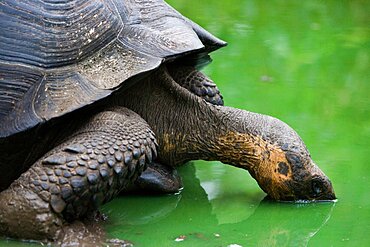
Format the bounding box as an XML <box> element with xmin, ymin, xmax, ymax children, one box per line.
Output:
<box><xmin>279</xmin><ymin>151</ymin><xmax>335</xmax><ymax>201</ymax></box>
<box><xmin>217</xmin><ymin>108</ymin><xmax>336</xmax><ymax>202</ymax></box>
<box><xmin>250</xmin><ymin>147</ymin><xmax>336</xmax><ymax>202</ymax></box>
<box><xmin>249</xmin><ymin>116</ymin><xmax>335</xmax><ymax>202</ymax></box>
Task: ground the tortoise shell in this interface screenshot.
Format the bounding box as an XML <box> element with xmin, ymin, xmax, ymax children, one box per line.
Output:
<box><xmin>0</xmin><ymin>0</ymin><xmax>225</xmax><ymax>138</ymax></box>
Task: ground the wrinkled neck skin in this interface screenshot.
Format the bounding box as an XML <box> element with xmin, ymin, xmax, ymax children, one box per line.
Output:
<box><xmin>118</xmin><ymin>65</ymin><xmax>334</xmax><ymax>201</ymax></box>
<box><xmin>118</xmin><ymin>66</ymin><xmax>240</xmax><ymax>165</ymax></box>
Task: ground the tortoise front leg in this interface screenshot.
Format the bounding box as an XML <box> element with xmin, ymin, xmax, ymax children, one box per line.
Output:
<box><xmin>168</xmin><ymin>65</ymin><xmax>224</xmax><ymax>106</ymax></box>
<box><xmin>0</xmin><ymin>107</ymin><xmax>157</xmax><ymax>242</ymax></box>
<box><xmin>123</xmin><ymin>161</ymin><xmax>183</xmax><ymax>194</ymax></box>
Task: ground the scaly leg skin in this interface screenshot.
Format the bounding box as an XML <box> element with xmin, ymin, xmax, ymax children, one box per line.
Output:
<box><xmin>0</xmin><ymin>107</ymin><xmax>157</xmax><ymax>244</ymax></box>
<box><xmin>123</xmin><ymin>162</ymin><xmax>183</xmax><ymax>194</ymax></box>
<box><xmin>168</xmin><ymin>65</ymin><xmax>224</xmax><ymax>106</ymax></box>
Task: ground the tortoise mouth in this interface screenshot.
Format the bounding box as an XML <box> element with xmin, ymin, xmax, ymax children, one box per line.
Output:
<box><xmin>265</xmin><ymin>193</ymin><xmax>337</xmax><ymax>203</ymax></box>
<box><xmin>275</xmin><ymin>188</ymin><xmax>337</xmax><ymax>202</ymax></box>
<box><xmin>279</xmin><ymin>197</ymin><xmax>338</xmax><ymax>203</ymax></box>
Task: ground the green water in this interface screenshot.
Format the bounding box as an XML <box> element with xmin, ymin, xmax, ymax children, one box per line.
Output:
<box><xmin>2</xmin><ymin>0</ymin><xmax>369</xmax><ymax>246</ymax></box>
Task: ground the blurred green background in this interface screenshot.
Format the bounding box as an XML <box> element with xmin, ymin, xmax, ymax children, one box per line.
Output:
<box><xmin>2</xmin><ymin>0</ymin><xmax>369</xmax><ymax>246</ymax></box>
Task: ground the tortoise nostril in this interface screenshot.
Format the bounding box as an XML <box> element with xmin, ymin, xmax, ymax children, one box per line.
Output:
<box><xmin>311</xmin><ymin>178</ymin><xmax>324</xmax><ymax>197</ymax></box>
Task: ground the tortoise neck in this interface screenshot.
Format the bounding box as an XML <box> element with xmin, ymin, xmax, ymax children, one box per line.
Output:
<box><xmin>117</xmin><ymin>67</ymin><xmax>261</xmax><ymax>170</ymax></box>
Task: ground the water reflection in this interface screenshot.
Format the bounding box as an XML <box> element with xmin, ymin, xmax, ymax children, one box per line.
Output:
<box><xmin>102</xmin><ymin>163</ymin><xmax>335</xmax><ymax>247</ymax></box>
<box><xmin>196</xmin><ymin>161</ymin><xmax>263</xmax><ymax>225</ymax></box>
<box><xmin>103</xmin><ymin>164</ymin><xmax>218</xmax><ymax>245</ymax></box>
<box><xmin>194</xmin><ymin>164</ymin><xmax>335</xmax><ymax>247</ymax></box>
<box><xmin>226</xmin><ymin>200</ymin><xmax>335</xmax><ymax>247</ymax></box>
<box><xmin>102</xmin><ymin>193</ymin><xmax>181</xmax><ymax>226</ymax></box>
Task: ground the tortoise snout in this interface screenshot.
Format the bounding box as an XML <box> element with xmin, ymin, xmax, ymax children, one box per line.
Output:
<box><xmin>310</xmin><ymin>176</ymin><xmax>336</xmax><ymax>201</ymax></box>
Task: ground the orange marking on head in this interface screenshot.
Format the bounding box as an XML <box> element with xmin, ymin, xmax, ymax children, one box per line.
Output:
<box><xmin>214</xmin><ymin>131</ymin><xmax>294</xmax><ymax>200</ymax></box>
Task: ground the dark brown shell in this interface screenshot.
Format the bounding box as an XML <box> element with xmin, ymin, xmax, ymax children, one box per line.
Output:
<box><xmin>0</xmin><ymin>0</ymin><xmax>225</xmax><ymax>138</ymax></box>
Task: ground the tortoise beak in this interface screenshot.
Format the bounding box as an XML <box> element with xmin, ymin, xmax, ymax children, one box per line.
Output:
<box><xmin>296</xmin><ymin>169</ymin><xmax>336</xmax><ymax>202</ymax></box>
<box><xmin>313</xmin><ymin>177</ymin><xmax>336</xmax><ymax>201</ymax></box>
<box><xmin>309</xmin><ymin>162</ymin><xmax>336</xmax><ymax>201</ymax></box>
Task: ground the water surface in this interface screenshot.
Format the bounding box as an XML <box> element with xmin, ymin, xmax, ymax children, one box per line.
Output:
<box><xmin>2</xmin><ymin>0</ymin><xmax>369</xmax><ymax>246</ymax></box>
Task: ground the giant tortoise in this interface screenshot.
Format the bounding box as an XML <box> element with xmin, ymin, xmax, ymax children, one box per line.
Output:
<box><xmin>0</xmin><ymin>0</ymin><xmax>335</xmax><ymax>243</ymax></box>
